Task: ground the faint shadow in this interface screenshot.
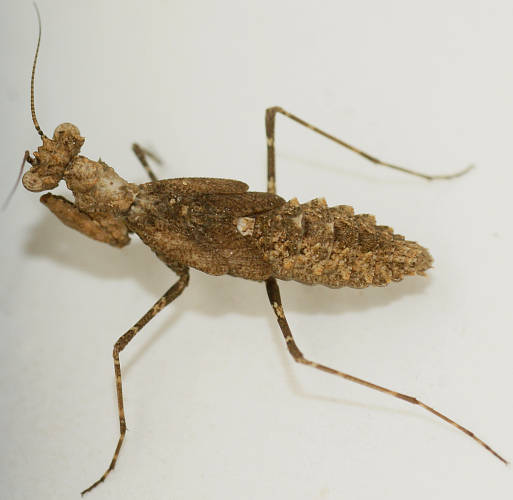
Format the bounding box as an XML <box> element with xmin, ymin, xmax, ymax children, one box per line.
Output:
<box><xmin>278</xmin><ymin>150</ymin><xmax>425</xmax><ymax>186</ymax></box>
<box><xmin>25</xmin><ymin>213</ymin><xmax>462</xmax><ymax>435</ymax></box>
<box><xmin>264</xmin><ymin>314</ymin><xmax>447</xmax><ymax>432</ymax></box>
<box><xmin>24</xmin><ymin>212</ymin><xmax>431</xmax><ymax>320</ymax></box>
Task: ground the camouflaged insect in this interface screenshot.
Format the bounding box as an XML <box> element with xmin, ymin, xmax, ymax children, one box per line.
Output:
<box><xmin>22</xmin><ymin>118</ymin><xmax>505</xmax><ymax>497</ymax></box>
<box><xmin>18</xmin><ymin>8</ymin><xmax>506</xmax><ymax>496</ymax></box>
<box><xmin>24</xmin><ymin>125</ymin><xmax>431</xmax><ymax>290</ymax></box>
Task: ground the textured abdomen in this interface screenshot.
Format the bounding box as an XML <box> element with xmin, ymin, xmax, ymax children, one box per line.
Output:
<box><xmin>251</xmin><ymin>197</ymin><xmax>432</xmax><ymax>288</ymax></box>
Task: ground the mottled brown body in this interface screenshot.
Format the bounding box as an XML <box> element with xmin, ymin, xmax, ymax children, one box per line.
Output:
<box><xmin>20</xmin><ymin>115</ymin><xmax>505</xmax><ymax>498</ymax></box>
<box><xmin>129</xmin><ymin>183</ymin><xmax>432</xmax><ymax>287</ymax></box>
<box><xmin>252</xmin><ymin>197</ymin><xmax>432</xmax><ymax>288</ymax></box>
<box><xmin>33</xmin><ymin>139</ymin><xmax>432</xmax><ymax>290</ymax></box>
<box><xmin>19</xmin><ymin>13</ymin><xmax>506</xmax><ymax>493</ymax></box>
<box><xmin>127</xmin><ymin>179</ymin><xmax>280</xmax><ymax>280</ymax></box>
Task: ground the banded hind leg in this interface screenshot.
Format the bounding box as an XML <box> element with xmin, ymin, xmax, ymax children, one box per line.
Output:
<box><xmin>81</xmin><ymin>267</ymin><xmax>190</xmax><ymax>495</ymax></box>
<box><xmin>264</xmin><ymin>106</ymin><xmax>472</xmax><ymax>194</ymax></box>
<box><xmin>262</xmin><ymin>106</ymin><xmax>504</xmax><ymax>463</ymax></box>
<box><xmin>264</xmin><ymin>276</ymin><xmax>506</xmax><ymax>464</ymax></box>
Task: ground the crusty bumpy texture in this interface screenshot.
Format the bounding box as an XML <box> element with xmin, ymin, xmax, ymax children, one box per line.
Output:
<box><xmin>252</xmin><ymin>197</ymin><xmax>432</xmax><ymax>288</ymax></box>
<box><xmin>26</xmin><ymin>123</ymin><xmax>431</xmax><ymax>289</ymax></box>
<box><xmin>23</xmin><ymin>123</ymin><xmax>84</xmax><ymax>192</ymax></box>
<box><xmin>126</xmin><ymin>179</ymin><xmax>431</xmax><ymax>288</ymax></box>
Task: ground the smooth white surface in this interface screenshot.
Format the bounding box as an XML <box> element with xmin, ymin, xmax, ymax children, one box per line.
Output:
<box><xmin>1</xmin><ymin>1</ymin><xmax>512</xmax><ymax>499</ymax></box>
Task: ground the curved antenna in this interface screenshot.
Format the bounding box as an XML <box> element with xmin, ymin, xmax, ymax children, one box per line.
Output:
<box><xmin>31</xmin><ymin>3</ymin><xmax>45</xmax><ymax>138</ymax></box>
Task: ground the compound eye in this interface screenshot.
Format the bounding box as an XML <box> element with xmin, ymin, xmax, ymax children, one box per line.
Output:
<box><xmin>22</xmin><ymin>170</ymin><xmax>59</xmax><ymax>192</ymax></box>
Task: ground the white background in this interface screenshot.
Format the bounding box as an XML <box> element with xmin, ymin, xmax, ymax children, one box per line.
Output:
<box><xmin>1</xmin><ymin>1</ymin><xmax>512</xmax><ymax>499</ymax></box>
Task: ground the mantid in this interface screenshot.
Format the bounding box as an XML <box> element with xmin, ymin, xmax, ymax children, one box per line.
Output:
<box><xmin>17</xmin><ymin>8</ymin><xmax>507</xmax><ymax>496</ymax></box>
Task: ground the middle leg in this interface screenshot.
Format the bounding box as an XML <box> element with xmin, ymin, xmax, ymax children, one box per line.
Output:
<box><xmin>81</xmin><ymin>268</ymin><xmax>190</xmax><ymax>495</ymax></box>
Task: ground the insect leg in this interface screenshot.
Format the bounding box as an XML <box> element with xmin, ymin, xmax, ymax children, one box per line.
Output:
<box><xmin>264</xmin><ymin>276</ymin><xmax>507</xmax><ymax>465</ymax></box>
<box><xmin>81</xmin><ymin>268</ymin><xmax>190</xmax><ymax>495</ymax></box>
<box><xmin>265</xmin><ymin>106</ymin><xmax>472</xmax><ymax>186</ymax></box>
<box><xmin>132</xmin><ymin>143</ymin><xmax>161</xmax><ymax>182</ymax></box>
<box><xmin>40</xmin><ymin>193</ymin><xmax>130</xmax><ymax>247</ymax></box>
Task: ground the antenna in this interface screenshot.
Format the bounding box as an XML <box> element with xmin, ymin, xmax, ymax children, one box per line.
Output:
<box><xmin>31</xmin><ymin>3</ymin><xmax>46</xmax><ymax>138</ymax></box>
<box><xmin>3</xmin><ymin>5</ymin><xmax>44</xmax><ymax>210</ymax></box>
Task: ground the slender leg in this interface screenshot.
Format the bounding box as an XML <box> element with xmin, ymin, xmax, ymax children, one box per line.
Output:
<box><xmin>265</xmin><ymin>276</ymin><xmax>507</xmax><ymax>465</ymax></box>
<box><xmin>81</xmin><ymin>269</ymin><xmax>190</xmax><ymax>495</ymax></box>
<box><xmin>265</xmin><ymin>106</ymin><xmax>472</xmax><ymax>191</ymax></box>
<box><xmin>132</xmin><ymin>143</ymin><xmax>162</xmax><ymax>182</ymax></box>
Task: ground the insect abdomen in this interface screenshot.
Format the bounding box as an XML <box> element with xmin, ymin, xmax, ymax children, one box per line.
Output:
<box><xmin>252</xmin><ymin>197</ymin><xmax>433</xmax><ymax>288</ymax></box>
